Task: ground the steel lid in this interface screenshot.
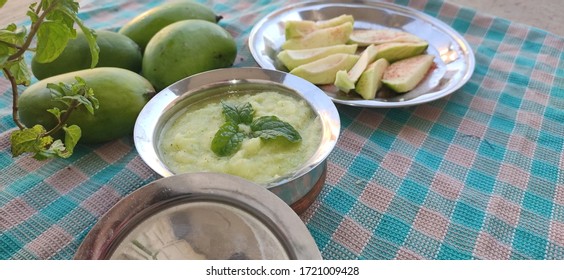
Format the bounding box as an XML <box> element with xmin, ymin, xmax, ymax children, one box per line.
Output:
<box><xmin>74</xmin><ymin>172</ymin><xmax>322</xmax><ymax>260</ymax></box>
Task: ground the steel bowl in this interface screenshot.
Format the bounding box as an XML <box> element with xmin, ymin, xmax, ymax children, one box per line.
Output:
<box><xmin>75</xmin><ymin>172</ymin><xmax>322</xmax><ymax>260</ymax></box>
<box><xmin>133</xmin><ymin>67</ymin><xmax>340</xmax><ymax>206</ymax></box>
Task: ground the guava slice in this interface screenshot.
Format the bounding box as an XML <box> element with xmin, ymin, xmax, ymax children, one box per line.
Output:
<box><xmin>382</xmin><ymin>54</ymin><xmax>434</xmax><ymax>93</ymax></box>
<box><xmin>334</xmin><ymin>44</ymin><xmax>379</xmax><ymax>93</ymax></box>
<box><xmin>277</xmin><ymin>44</ymin><xmax>358</xmax><ymax>71</ymax></box>
<box><xmin>355</xmin><ymin>58</ymin><xmax>389</xmax><ymax>99</ymax></box>
<box><xmin>373</xmin><ymin>41</ymin><xmax>429</xmax><ymax>63</ymax></box>
<box><xmin>334</xmin><ymin>70</ymin><xmax>355</xmax><ymax>93</ymax></box>
<box><xmin>281</xmin><ymin>22</ymin><xmax>353</xmax><ymax>50</ymax></box>
<box><xmin>285</xmin><ymin>14</ymin><xmax>354</xmax><ymax>39</ymax></box>
<box><xmin>349</xmin><ymin>29</ymin><xmax>425</xmax><ymax>46</ymax></box>
<box><xmin>290</xmin><ymin>53</ymin><xmax>360</xmax><ymax>85</ymax></box>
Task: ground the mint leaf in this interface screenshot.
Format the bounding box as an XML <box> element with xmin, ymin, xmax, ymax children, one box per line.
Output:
<box><xmin>63</xmin><ymin>124</ymin><xmax>81</xmax><ymax>154</ymax></box>
<box><xmin>34</xmin><ymin>139</ymin><xmax>64</xmax><ymax>160</ymax></box>
<box><xmin>48</xmin><ymin>77</ymin><xmax>98</xmax><ymax>114</ymax></box>
<box><xmin>0</xmin><ymin>43</ymin><xmax>10</xmax><ymax>65</ymax></box>
<box><xmin>75</xmin><ymin>23</ymin><xmax>98</xmax><ymax>68</ymax></box>
<box><xmin>36</xmin><ymin>125</ymin><xmax>81</xmax><ymax>159</ymax></box>
<box><xmin>10</xmin><ymin>124</ymin><xmax>81</xmax><ymax>160</ymax></box>
<box><xmin>34</xmin><ymin>20</ymin><xmax>72</xmax><ymax>63</ymax></box>
<box><xmin>33</xmin><ymin>0</ymin><xmax>99</xmax><ymax>66</ymax></box>
<box><xmin>211</xmin><ymin>102</ymin><xmax>302</xmax><ymax>157</ymax></box>
<box><xmin>221</xmin><ymin>102</ymin><xmax>254</xmax><ymax>125</ymax></box>
<box><xmin>46</xmin><ymin>82</ymin><xmax>67</xmax><ymax>98</ymax></box>
<box><xmin>0</xmin><ymin>24</ymin><xmax>27</xmax><ymax>65</ymax></box>
<box><xmin>0</xmin><ymin>0</ymin><xmax>7</xmax><ymax>8</ymax></box>
<box><xmin>211</xmin><ymin>122</ymin><xmax>245</xmax><ymax>157</ymax></box>
<box><xmin>56</xmin><ymin>1</ymin><xmax>99</xmax><ymax>68</ymax></box>
<box><xmin>10</xmin><ymin>125</ymin><xmax>53</xmax><ymax>157</ymax></box>
<box><xmin>5</xmin><ymin>57</ymin><xmax>32</xmax><ymax>86</ymax></box>
<box><xmin>47</xmin><ymin>107</ymin><xmax>63</xmax><ymax>121</ymax></box>
<box><xmin>251</xmin><ymin>116</ymin><xmax>302</xmax><ymax>143</ymax></box>
<box><xmin>27</xmin><ymin>4</ymin><xmax>39</xmax><ymax>24</ymax></box>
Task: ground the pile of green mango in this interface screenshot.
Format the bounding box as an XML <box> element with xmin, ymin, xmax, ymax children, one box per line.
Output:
<box><xmin>21</xmin><ymin>0</ymin><xmax>237</xmax><ymax>144</ymax></box>
<box><xmin>277</xmin><ymin>14</ymin><xmax>435</xmax><ymax>100</ymax></box>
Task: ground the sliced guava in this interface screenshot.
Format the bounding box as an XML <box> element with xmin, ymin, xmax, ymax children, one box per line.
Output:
<box><xmin>289</xmin><ymin>53</ymin><xmax>359</xmax><ymax>85</ymax></box>
<box><xmin>277</xmin><ymin>44</ymin><xmax>358</xmax><ymax>71</ymax></box>
<box><xmin>281</xmin><ymin>22</ymin><xmax>353</xmax><ymax>50</ymax></box>
<box><xmin>382</xmin><ymin>54</ymin><xmax>434</xmax><ymax>93</ymax></box>
<box><xmin>285</xmin><ymin>14</ymin><xmax>354</xmax><ymax>39</ymax></box>
<box><xmin>373</xmin><ymin>41</ymin><xmax>429</xmax><ymax>63</ymax></box>
<box><xmin>334</xmin><ymin>44</ymin><xmax>379</xmax><ymax>93</ymax></box>
<box><xmin>349</xmin><ymin>29</ymin><xmax>425</xmax><ymax>46</ymax></box>
<box><xmin>355</xmin><ymin>58</ymin><xmax>389</xmax><ymax>99</ymax></box>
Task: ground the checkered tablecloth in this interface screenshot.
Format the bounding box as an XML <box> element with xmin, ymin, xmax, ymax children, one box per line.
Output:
<box><xmin>1</xmin><ymin>0</ymin><xmax>563</xmax><ymax>260</ymax></box>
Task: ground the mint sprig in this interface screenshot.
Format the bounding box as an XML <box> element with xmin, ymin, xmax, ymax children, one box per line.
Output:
<box><xmin>211</xmin><ymin>102</ymin><xmax>302</xmax><ymax>157</ymax></box>
<box><xmin>1</xmin><ymin>0</ymin><xmax>100</xmax><ymax>160</ymax></box>
<box><xmin>10</xmin><ymin>77</ymin><xmax>95</xmax><ymax>159</ymax></box>
<box><xmin>251</xmin><ymin>116</ymin><xmax>302</xmax><ymax>142</ymax></box>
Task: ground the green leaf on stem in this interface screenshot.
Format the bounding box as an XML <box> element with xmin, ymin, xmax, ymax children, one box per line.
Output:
<box><xmin>0</xmin><ymin>45</ymin><xmax>8</xmax><ymax>65</ymax></box>
<box><xmin>42</xmin><ymin>0</ymin><xmax>100</xmax><ymax>67</ymax></box>
<box><xmin>46</xmin><ymin>107</ymin><xmax>63</xmax><ymax>121</ymax></box>
<box><xmin>0</xmin><ymin>24</ymin><xmax>27</xmax><ymax>65</ymax></box>
<box><xmin>5</xmin><ymin>57</ymin><xmax>32</xmax><ymax>86</ymax></box>
<box><xmin>36</xmin><ymin>124</ymin><xmax>81</xmax><ymax>159</ymax></box>
<box><xmin>10</xmin><ymin>124</ymin><xmax>53</xmax><ymax>157</ymax></box>
<box><xmin>47</xmin><ymin>77</ymin><xmax>99</xmax><ymax>114</ymax></box>
<box><xmin>34</xmin><ymin>20</ymin><xmax>72</xmax><ymax>63</ymax></box>
<box><xmin>5</xmin><ymin>0</ymin><xmax>95</xmax><ymax>160</ymax></box>
<box><xmin>10</xmin><ymin>124</ymin><xmax>82</xmax><ymax>160</ymax></box>
<box><xmin>63</xmin><ymin>9</ymin><xmax>98</xmax><ymax>67</ymax></box>
<box><xmin>62</xmin><ymin>124</ymin><xmax>81</xmax><ymax>154</ymax></box>
<box><xmin>27</xmin><ymin>4</ymin><xmax>39</xmax><ymax>24</ymax></box>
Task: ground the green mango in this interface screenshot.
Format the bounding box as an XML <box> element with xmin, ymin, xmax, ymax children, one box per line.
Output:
<box><xmin>142</xmin><ymin>19</ymin><xmax>237</xmax><ymax>91</ymax></box>
<box><xmin>31</xmin><ymin>30</ymin><xmax>142</xmax><ymax>80</ymax></box>
<box><xmin>18</xmin><ymin>68</ymin><xmax>155</xmax><ymax>143</ymax></box>
<box><xmin>119</xmin><ymin>0</ymin><xmax>220</xmax><ymax>52</ymax></box>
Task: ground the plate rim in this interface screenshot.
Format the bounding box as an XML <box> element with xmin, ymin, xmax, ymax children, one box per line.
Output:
<box><xmin>248</xmin><ymin>0</ymin><xmax>476</xmax><ymax>108</ymax></box>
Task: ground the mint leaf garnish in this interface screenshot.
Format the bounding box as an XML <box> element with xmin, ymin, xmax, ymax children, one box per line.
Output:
<box><xmin>211</xmin><ymin>122</ymin><xmax>246</xmax><ymax>157</ymax></box>
<box><xmin>221</xmin><ymin>101</ymin><xmax>254</xmax><ymax>125</ymax></box>
<box><xmin>211</xmin><ymin>102</ymin><xmax>301</xmax><ymax>157</ymax></box>
<box><xmin>251</xmin><ymin>116</ymin><xmax>302</xmax><ymax>142</ymax></box>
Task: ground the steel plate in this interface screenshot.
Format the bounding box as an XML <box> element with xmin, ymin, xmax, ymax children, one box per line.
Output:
<box><xmin>249</xmin><ymin>0</ymin><xmax>475</xmax><ymax>108</ymax></box>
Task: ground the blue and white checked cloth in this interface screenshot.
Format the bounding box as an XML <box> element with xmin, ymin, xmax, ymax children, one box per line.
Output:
<box><xmin>1</xmin><ymin>0</ymin><xmax>563</xmax><ymax>259</ymax></box>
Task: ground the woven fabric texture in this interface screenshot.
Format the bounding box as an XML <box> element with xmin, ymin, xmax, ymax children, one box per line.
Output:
<box><xmin>1</xmin><ymin>0</ymin><xmax>563</xmax><ymax>260</ymax></box>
